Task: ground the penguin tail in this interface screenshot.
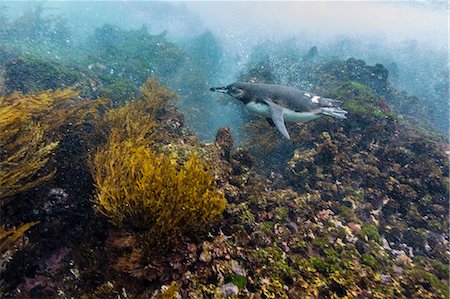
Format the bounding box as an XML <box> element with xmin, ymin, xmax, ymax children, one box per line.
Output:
<box><xmin>321</xmin><ymin>107</ymin><xmax>348</xmax><ymax>120</ymax></box>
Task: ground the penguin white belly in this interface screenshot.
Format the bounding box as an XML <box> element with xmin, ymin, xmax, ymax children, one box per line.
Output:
<box><xmin>245</xmin><ymin>102</ymin><xmax>320</xmax><ymax>122</ymax></box>
<box><xmin>283</xmin><ymin>109</ymin><xmax>321</xmax><ymax>122</ymax></box>
<box><xmin>245</xmin><ymin>102</ymin><xmax>271</xmax><ymax>117</ymax></box>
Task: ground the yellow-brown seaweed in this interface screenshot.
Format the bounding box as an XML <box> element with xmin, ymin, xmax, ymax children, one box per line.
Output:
<box><xmin>92</xmin><ymin>78</ymin><xmax>178</xmax><ymax>146</ymax></box>
<box><xmin>0</xmin><ymin>89</ymin><xmax>103</xmax><ymax>199</ymax></box>
<box><xmin>0</xmin><ymin>222</ymin><xmax>38</xmax><ymax>254</ymax></box>
<box><xmin>91</xmin><ymin>78</ymin><xmax>225</xmax><ymax>250</ymax></box>
<box><xmin>92</xmin><ymin>135</ymin><xmax>226</xmax><ymax>248</ymax></box>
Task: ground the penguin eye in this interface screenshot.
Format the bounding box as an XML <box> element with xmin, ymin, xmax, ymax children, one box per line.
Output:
<box><xmin>230</xmin><ymin>87</ymin><xmax>240</xmax><ymax>94</ymax></box>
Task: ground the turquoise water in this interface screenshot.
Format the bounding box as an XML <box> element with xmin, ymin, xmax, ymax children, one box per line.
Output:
<box><xmin>0</xmin><ymin>2</ymin><xmax>448</xmax><ymax>298</ymax></box>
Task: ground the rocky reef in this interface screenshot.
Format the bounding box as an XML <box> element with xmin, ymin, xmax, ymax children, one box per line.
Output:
<box><xmin>0</xmin><ymin>14</ymin><xmax>448</xmax><ymax>298</ymax></box>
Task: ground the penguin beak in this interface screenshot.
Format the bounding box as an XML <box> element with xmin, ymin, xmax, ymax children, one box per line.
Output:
<box><xmin>210</xmin><ymin>86</ymin><xmax>228</xmax><ymax>94</ymax></box>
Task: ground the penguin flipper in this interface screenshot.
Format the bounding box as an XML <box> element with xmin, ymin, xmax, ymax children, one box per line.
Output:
<box><xmin>263</xmin><ymin>98</ymin><xmax>290</xmax><ymax>140</ymax></box>
<box><xmin>266</xmin><ymin>118</ymin><xmax>275</xmax><ymax>127</ymax></box>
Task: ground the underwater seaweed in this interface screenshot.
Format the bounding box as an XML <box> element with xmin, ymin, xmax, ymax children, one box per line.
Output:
<box><xmin>232</xmin><ymin>49</ymin><xmax>449</xmax><ymax>298</ymax></box>
<box><xmin>86</xmin><ymin>25</ymin><xmax>186</xmax><ymax>94</ymax></box>
<box><xmin>0</xmin><ymin>123</ymin><xmax>58</xmax><ymax>199</ymax></box>
<box><xmin>90</xmin><ymin>78</ymin><xmax>225</xmax><ymax>252</ymax></box>
<box><xmin>0</xmin><ymin>5</ymin><xmax>73</xmax><ymax>62</ymax></box>
<box><xmin>0</xmin><ymin>222</ymin><xmax>38</xmax><ymax>256</ymax></box>
<box><xmin>0</xmin><ymin>221</ymin><xmax>38</xmax><ymax>290</ymax></box>
<box><xmin>0</xmin><ymin>89</ymin><xmax>102</xmax><ymax>199</ymax></box>
<box><xmin>92</xmin><ymin>78</ymin><xmax>178</xmax><ymax>146</ymax></box>
<box><xmin>91</xmin><ymin>135</ymin><xmax>226</xmax><ymax>250</ymax></box>
<box><xmin>0</xmin><ymin>4</ymin><xmax>447</xmax><ymax>296</ymax></box>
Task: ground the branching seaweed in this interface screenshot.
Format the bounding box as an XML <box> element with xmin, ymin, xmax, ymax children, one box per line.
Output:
<box><xmin>90</xmin><ymin>78</ymin><xmax>225</xmax><ymax>251</ymax></box>
<box><xmin>91</xmin><ymin>134</ymin><xmax>226</xmax><ymax>250</ymax></box>
<box><xmin>92</xmin><ymin>78</ymin><xmax>178</xmax><ymax>145</ymax></box>
<box><xmin>0</xmin><ymin>222</ymin><xmax>38</xmax><ymax>254</ymax></box>
<box><xmin>0</xmin><ymin>222</ymin><xmax>38</xmax><ymax>275</ymax></box>
<box><xmin>0</xmin><ymin>89</ymin><xmax>103</xmax><ymax>199</ymax></box>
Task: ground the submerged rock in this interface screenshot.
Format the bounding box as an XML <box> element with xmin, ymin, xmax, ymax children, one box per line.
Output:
<box><xmin>220</xmin><ymin>283</ymin><xmax>239</xmax><ymax>297</ymax></box>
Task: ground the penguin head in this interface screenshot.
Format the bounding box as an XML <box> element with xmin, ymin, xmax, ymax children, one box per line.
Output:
<box><xmin>210</xmin><ymin>83</ymin><xmax>246</xmax><ymax>101</ymax></box>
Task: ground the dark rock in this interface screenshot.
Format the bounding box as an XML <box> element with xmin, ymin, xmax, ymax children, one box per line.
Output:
<box><xmin>355</xmin><ymin>239</ymin><xmax>371</xmax><ymax>255</ymax></box>
<box><xmin>215</xmin><ymin>127</ymin><xmax>233</xmax><ymax>160</ymax></box>
<box><xmin>231</xmin><ymin>148</ymin><xmax>254</xmax><ymax>175</ymax></box>
<box><xmin>285</xmin><ymin>222</ymin><xmax>299</xmax><ymax>234</ymax></box>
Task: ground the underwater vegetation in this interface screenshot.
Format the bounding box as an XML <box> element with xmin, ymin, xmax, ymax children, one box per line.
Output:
<box><xmin>0</xmin><ymin>5</ymin><xmax>73</xmax><ymax>61</ymax></box>
<box><xmin>0</xmin><ymin>88</ymin><xmax>102</xmax><ymax>199</ymax></box>
<box><xmin>85</xmin><ymin>24</ymin><xmax>186</xmax><ymax>103</ymax></box>
<box><xmin>92</xmin><ymin>141</ymin><xmax>226</xmax><ymax>250</ymax></box>
<box><xmin>91</xmin><ymin>78</ymin><xmax>177</xmax><ymax>144</ymax></box>
<box><xmin>0</xmin><ymin>88</ymin><xmax>103</xmax><ymax>295</ymax></box>
<box><xmin>91</xmin><ymin>79</ymin><xmax>226</xmax><ymax>251</ymax></box>
<box><xmin>0</xmin><ymin>7</ymin><xmax>448</xmax><ymax>298</ymax></box>
<box><xmin>0</xmin><ymin>222</ymin><xmax>38</xmax><ymax>273</ymax></box>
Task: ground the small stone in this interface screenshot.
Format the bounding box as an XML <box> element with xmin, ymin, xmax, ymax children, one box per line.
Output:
<box><xmin>281</xmin><ymin>242</ymin><xmax>290</xmax><ymax>253</ymax></box>
<box><xmin>393</xmin><ymin>265</ymin><xmax>403</xmax><ymax>274</ymax></box>
<box><xmin>355</xmin><ymin>239</ymin><xmax>371</xmax><ymax>254</ymax></box>
<box><xmin>317</xmin><ymin>209</ymin><xmax>333</xmax><ymax>220</ymax></box>
<box><xmin>307</xmin><ymin>231</ymin><xmax>316</xmax><ymax>240</ymax></box>
<box><xmin>381</xmin><ymin>274</ymin><xmax>393</xmax><ymax>283</ymax></box>
<box><xmin>199</xmin><ymin>250</ymin><xmax>212</xmax><ymax>263</ymax></box>
<box><xmin>188</xmin><ymin>243</ymin><xmax>197</xmax><ymax>260</ymax></box>
<box><xmin>347</xmin><ymin>222</ymin><xmax>361</xmax><ymax>233</ymax></box>
<box><xmin>220</xmin><ymin>283</ymin><xmax>239</xmax><ymax>297</ymax></box>
<box><xmin>285</xmin><ymin>222</ymin><xmax>298</xmax><ymax>234</ymax></box>
<box><xmin>231</xmin><ymin>260</ymin><xmax>246</xmax><ymax>276</ymax></box>
<box><xmin>335</xmin><ymin>238</ymin><xmax>345</xmax><ymax>247</ymax></box>
<box><xmin>396</xmin><ymin>251</ymin><xmax>412</xmax><ymax>265</ymax></box>
<box><xmin>187</xmin><ymin>243</ymin><xmax>196</xmax><ymax>252</ymax></box>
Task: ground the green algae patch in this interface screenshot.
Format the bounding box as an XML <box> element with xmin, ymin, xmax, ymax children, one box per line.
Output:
<box><xmin>5</xmin><ymin>55</ymin><xmax>79</xmax><ymax>93</ymax></box>
<box><xmin>404</xmin><ymin>268</ymin><xmax>449</xmax><ymax>299</ymax></box>
<box><xmin>361</xmin><ymin>253</ymin><xmax>379</xmax><ymax>270</ymax></box>
<box><xmin>230</xmin><ymin>274</ymin><xmax>247</xmax><ymax>289</ymax></box>
<box><xmin>361</xmin><ymin>224</ymin><xmax>381</xmax><ymax>243</ymax></box>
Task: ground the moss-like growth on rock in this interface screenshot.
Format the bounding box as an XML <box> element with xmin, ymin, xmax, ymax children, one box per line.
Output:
<box><xmin>4</xmin><ymin>56</ymin><xmax>79</xmax><ymax>94</ymax></box>
<box><xmin>360</xmin><ymin>224</ymin><xmax>381</xmax><ymax>243</ymax></box>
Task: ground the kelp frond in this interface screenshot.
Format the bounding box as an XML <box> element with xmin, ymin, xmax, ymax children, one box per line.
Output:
<box><xmin>0</xmin><ymin>89</ymin><xmax>77</xmax><ymax>145</ymax></box>
<box><xmin>140</xmin><ymin>77</ymin><xmax>178</xmax><ymax>107</ymax></box>
<box><xmin>0</xmin><ymin>123</ymin><xmax>58</xmax><ymax>198</ymax></box>
<box><xmin>0</xmin><ymin>222</ymin><xmax>38</xmax><ymax>275</ymax></box>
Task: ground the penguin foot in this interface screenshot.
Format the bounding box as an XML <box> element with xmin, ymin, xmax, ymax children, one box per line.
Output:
<box><xmin>321</xmin><ymin>107</ymin><xmax>348</xmax><ymax>119</ymax></box>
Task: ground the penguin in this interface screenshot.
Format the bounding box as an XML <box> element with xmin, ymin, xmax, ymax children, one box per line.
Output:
<box><xmin>210</xmin><ymin>82</ymin><xmax>348</xmax><ymax>140</ymax></box>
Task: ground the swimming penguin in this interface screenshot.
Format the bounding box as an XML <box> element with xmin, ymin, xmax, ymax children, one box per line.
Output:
<box><xmin>210</xmin><ymin>82</ymin><xmax>348</xmax><ymax>140</ymax></box>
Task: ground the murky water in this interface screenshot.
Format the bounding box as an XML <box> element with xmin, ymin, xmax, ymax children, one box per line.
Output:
<box><xmin>0</xmin><ymin>2</ymin><xmax>448</xmax><ymax>298</ymax></box>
